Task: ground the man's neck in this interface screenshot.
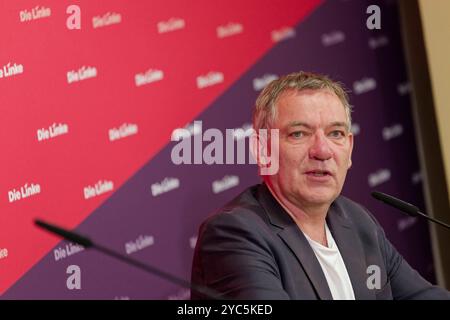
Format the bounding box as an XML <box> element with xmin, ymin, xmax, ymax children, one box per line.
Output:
<box><xmin>265</xmin><ymin>182</ymin><xmax>329</xmax><ymax>246</ymax></box>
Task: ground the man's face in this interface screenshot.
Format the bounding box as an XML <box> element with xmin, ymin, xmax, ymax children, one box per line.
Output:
<box><xmin>267</xmin><ymin>89</ymin><xmax>353</xmax><ymax>210</ymax></box>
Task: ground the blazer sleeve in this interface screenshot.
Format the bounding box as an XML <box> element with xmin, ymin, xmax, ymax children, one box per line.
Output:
<box><xmin>367</xmin><ymin>209</ymin><xmax>450</xmax><ymax>300</ymax></box>
<box><xmin>191</xmin><ymin>211</ymin><xmax>290</xmax><ymax>300</ymax></box>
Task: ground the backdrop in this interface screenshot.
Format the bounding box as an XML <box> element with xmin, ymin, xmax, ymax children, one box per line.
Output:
<box><xmin>0</xmin><ymin>0</ymin><xmax>435</xmax><ymax>299</ymax></box>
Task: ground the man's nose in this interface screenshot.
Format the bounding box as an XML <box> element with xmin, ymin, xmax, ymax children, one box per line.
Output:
<box><xmin>308</xmin><ymin>131</ymin><xmax>333</xmax><ymax>160</ymax></box>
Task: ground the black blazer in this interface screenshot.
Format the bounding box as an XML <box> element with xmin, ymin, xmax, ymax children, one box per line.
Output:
<box><xmin>191</xmin><ymin>184</ymin><xmax>450</xmax><ymax>299</ymax></box>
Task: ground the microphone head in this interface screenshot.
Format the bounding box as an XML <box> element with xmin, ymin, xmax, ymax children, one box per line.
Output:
<box><xmin>371</xmin><ymin>191</ymin><xmax>385</xmax><ymax>202</ymax></box>
<box><xmin>371</xmin><ymin>191</ymin><xmax>419</xmax><ymax>217</ymax></box>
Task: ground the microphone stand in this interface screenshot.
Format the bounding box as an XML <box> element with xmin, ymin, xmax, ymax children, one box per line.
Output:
<box><xmin>371</xmin><ymin>191</ymin><xmax>450</xmax><ymax>230</ymax></box>
<box><xmin>34</xmin><ymin>219</ymin><xmax>222</xmax><ymax>300</ymax></box>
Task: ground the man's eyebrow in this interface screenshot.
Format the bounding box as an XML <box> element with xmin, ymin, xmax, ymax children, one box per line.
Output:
<box><xmin>329</xmin><ymin>121</ymin><xmax>348</xmax><ymax>128</ymax></box>
<box><xmin>286</xmin><ymin>121</ymin><xmax>348</xmax><ymax>129</ymax></box>
<box><xmin>287</xmin><ymin>121</ymin><xmax>312</xmax><ymax>128</ymax></box>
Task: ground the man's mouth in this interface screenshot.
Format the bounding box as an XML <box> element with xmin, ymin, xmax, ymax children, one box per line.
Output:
<box><xmin>305</xmin><ymin>170</ymin><xmax>332</xmax><ymax>177</ymax></box>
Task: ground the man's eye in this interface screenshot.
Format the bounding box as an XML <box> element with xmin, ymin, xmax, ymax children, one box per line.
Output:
<box><xmin>289</xmin><ymin>131</ymin><xmax>304</xmax><ymax>138</ymax></box>
<box><xmin>329</xmin><ymin>130</ymin><xmax>345</xmax><ymax>138</ymax></box>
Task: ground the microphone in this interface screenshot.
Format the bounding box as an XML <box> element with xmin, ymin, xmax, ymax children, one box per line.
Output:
<box><xmin>371</xmin><ymin>191</ymin><xmax>450</xmax><ymax>230</ymax></box>
<box><xmin>34</xmin><ymin>218</ymin><xmax>222</xmax><ymax>300</ymax></box>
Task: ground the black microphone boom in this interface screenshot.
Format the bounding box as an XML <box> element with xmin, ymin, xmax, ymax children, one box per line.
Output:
<box><xmin>371</xmin><ymin>191</ymin><xmax>450</xmax><ymax>230</ymax></box>
<box><xmin>34</xmin><ymin>218</ymin><xmax>222</xmax><ymax>300</ymax></box>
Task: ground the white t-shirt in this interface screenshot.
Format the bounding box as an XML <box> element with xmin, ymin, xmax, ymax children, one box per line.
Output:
<box><xmin>304</xmin><ymin>223</ymin><xmax>356</xmax><ymax>300</ymax></box>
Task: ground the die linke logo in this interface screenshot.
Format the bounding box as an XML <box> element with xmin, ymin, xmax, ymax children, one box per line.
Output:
<box><xmin>109</xmin><ymin>123</ymin><xmax>138</xmax><ymax>142</ymax></box>
<box><xmin>37</xmin><ymin>123</ymin><xmax>69</xmax><ymax>142</ymax></box>
<box><xmin>412</xmin><ymin>171</ymin><xmax>422</xmax><ymax>185</ymax></box>
<box><xmin>233</xmin><ymin>122</ymin><xmax>254</xmax><ymax>140</ymax></box>
<box><xmin>8</xmin><ymin>183</ymin><xmax>41</xmax><ymax>203</ymax></box>
<box><xmin>271</xmin><ymin>26</ymin><xmax>296</xmax><ymax>42</ymax></box>
<box><xmin>157</xmin><ymin>17</ymin><xmax>185</xmax><ymax>34</ymax></box>
<box><xmin>171</xmin><ymin>120</ymin><xmax>255</xmax><ymax>165</ymax></box>
<box><xmin>253</xmin><ymin>74</ymin><xmax>278</xmax><ymax>91</ymax></box>
<box><xmin>382</xmin><ymin>123</ymin><xmax>403</xmax><ymax>141</ymax></box>
<box><xmin>368</xmin><ymin>169</ymin><xmax>391</xmax><ymax>188</ymax></box>
<box><xmin>0</xmin><ymin>62</ymin><xmax>24</xmax><ymax>79</ymax></box>
<box><xmin>54</xmin><ymin>242</ymin><xmax>84</xmax><ymax>262</ymax></box>
<box><xmin>168</xmin><ymin>289</ymin><xmax>190</xmax><ymax>300</ymax></box>
<box><xmin>217</xmin><ymin>22</ymin><xmax>243</xmax><ymax>38</ymax></box>
<box><xmin>369</xmin><ymin>35</ymin><xmax>389</xmax><ymax>50</ymax></box>
<box><xmin>67</xmin><ymin>66</ymin><xmax>97</xmax><ymax>84</ymax></box>
<box><xmin>151</xmin><ymin>177</ymin><xmax>180</xmax><ymax>197</ymax></box>
<box><xmin>0</xmin><ymin>248</ymin><xmax>8</xmax><ymax>260</ymax></box>
<box><xmin>397</xmin><ymin>82</ymin><xmax>411</xmax><ymax>96</ymax></box>
<box><xmin>125</xmin><ymin>235</ymin><xmax>154</xmax><ymax>255</ymax></box>
<box><xmin>353</xmin><ymin>77</ymin><xmax>377</xmax><ymax>95</ymax></box>
<box><xmin>83</xmin><ymin>180</ymin><xmax>114</xmax><ymax>200</ymax></box>
<box><xmin>321</xmin><ymin>30</ymin><xmax>346</xmax><ymax>47</ymax></box>
<box><xmin>135</xmin><ymin>69</ymin><xmax>164</xmax><ymax>87</ymax></box>
<box><xmin>212</xmin><ymin>175</ymin><xmax>239</xmax><ymax>194</ymax></box>
<box><xmin>171</xmin><ymin>121</ymin><xmax>202</xmax><ymax>141</ymax></box>
<box><xmin>171</xmin><ymin>121</ymin><xmax>253</xmax><ymax>141</ymax></box>
<box><xmin>92</xmin><ymin>12</ymin><xmax>122</xmax><ymax>29</ymax></box>
<box><xmin>196</xmin><ymin>71</ymin><xmax>224</xmax><ymax>89</ymax></box>
<box><xmin>19</xmin><ymin>5</ymin><xmax>51</xmax><ymax>22</ymax></box>
<box><xmin>398</xmin><ymin>216</ymin><xmax>417</xmax><ymax>232</ymax></box>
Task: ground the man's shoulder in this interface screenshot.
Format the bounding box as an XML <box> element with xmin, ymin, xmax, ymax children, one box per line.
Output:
<box><xmin>333</xmin><ymin>194</ymin><xmax>380</xmax><ymax>228</ymax></box>
<box><xmin>201</xmin><ymin>184</ymin><xmax>269</xmax><ymax>229</ymax></box>
<box><xmin>334</xmin><ymin>194</ymin><xmax>367</xmax><ymax>212</ymax></box>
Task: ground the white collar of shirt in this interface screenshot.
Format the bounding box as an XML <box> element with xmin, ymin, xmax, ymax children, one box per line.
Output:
<box><xmin>304</xmin><ymin>223</ymin><xmax>356</xmax><ymax>300</ymax></box>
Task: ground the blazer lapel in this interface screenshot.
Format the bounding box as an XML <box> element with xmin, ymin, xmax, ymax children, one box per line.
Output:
<box><xmin>278</xmin><ymin>226</ymin><xmax>334</xmax><ymax>300</ymax></box>
<box><xmin>327</xmin><ymin>201</ymin><xmax>376</xmax><ymax>300</ymax></box>
<box><xmin>258</xmin><ymin>184</ymin><xmax>333</xmax><ymax>300</ymax></box>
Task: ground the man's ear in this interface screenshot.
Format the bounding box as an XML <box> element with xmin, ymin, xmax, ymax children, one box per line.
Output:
<box><xmin>347</xmin><ymin>132</ymin><xmax>354</xmax><ymax>169</ymax></box>
<box><xmin>250</xmin><ymin>130</ymin><xmax>269</xmax><ymax>168</ymax></box>
<box><xmin>250</xmin><ymin>128</ymin><xmax>280</xmax><ymax>176</ymax></box>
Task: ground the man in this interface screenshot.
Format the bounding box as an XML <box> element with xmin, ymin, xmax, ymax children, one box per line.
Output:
<box><xmin>191</xmin><ymin>71</ymin><xmax>450</xmax><ymax>299</ymax></box>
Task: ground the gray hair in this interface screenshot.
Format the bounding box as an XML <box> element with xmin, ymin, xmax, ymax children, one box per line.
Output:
<box><xmin>253</xmin><ymin>71</ymin><xmax>352</xmax><ymax>131</ymax></box>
